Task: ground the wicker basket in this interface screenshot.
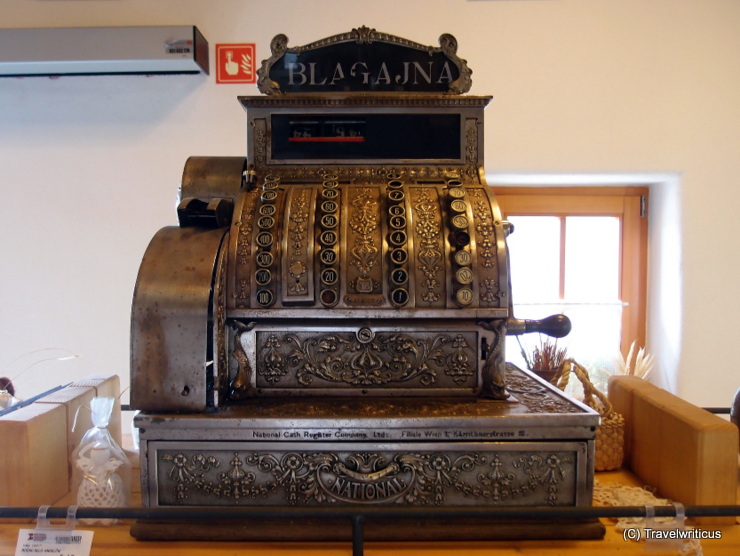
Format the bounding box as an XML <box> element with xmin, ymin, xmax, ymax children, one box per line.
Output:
<box><xmin>552</xmin><ymin>359</ymin><xmax>624</xmax><ymax>471</ymax></box>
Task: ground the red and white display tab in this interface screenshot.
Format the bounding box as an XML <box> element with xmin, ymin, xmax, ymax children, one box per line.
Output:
<box><xmin>216</xmin><ymin>43</ymin><xmax>256</xmax><ymax>84</ymax></box>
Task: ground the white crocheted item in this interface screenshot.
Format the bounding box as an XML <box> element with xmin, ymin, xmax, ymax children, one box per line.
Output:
<box><xmin>594</xmin><ymin>478</ymin><xmax>702</xmax><ymax>556</ymax></box>
<box><xmin>75</xmin><ymin>443</ymin><xmax>127</xmax><ymax>525</ymax></box>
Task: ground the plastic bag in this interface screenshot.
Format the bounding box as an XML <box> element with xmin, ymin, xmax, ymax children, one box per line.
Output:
<box><xmin>73</xmin><ymin>397</ymin><xmax>130</xmax><ymax>523</ymax></box>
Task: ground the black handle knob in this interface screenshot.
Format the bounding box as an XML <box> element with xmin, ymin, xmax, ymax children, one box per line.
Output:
<box><xmin>506</xmin><ymin>314</ymin><xmax>571</xmax><ymax>338</ymax></box>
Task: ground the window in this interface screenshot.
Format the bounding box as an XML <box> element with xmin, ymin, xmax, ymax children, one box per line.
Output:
<box><xmin>493</xmin><ymin>187</ymin><xmax>648</xmax><ymax>372</ymax></box>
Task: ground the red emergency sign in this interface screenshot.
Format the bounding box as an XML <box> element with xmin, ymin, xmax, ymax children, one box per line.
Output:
<box><xmin>216</xmin><ymin>44</ymin><xmax>256</xmax><ymax>84</ymax></box>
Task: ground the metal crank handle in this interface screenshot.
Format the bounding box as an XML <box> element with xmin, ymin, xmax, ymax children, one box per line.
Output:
<box><xmin>506</xmin><ymin>314</ymin><xmax>572</xmax><ymax>338</ymax></box>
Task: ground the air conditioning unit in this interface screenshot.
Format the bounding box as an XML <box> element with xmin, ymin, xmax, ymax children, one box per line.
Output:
<box><xmin>0</xmin><ymin>26</ymin><xmax>208</xmax><ymax>77</ymax></box>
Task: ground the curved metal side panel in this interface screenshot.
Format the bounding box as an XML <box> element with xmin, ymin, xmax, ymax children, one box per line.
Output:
<box><xmin>130</xmin><ymin>226</ymin><xmax>227</xmax><ymax>412</ymax></box>
<box><xmin>179</xmin><ymin>156</ymin><xmax>246</xmax><ymax>204</ymax></box>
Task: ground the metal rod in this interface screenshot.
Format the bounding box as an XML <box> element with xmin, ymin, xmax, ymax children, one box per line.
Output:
<box><xmin>351</xmin><ymin>514</ymin><xmax>365</xmax><ymax>556</ymax></box>
<box><xmin>702</xmin><ymin>407</ymin><xmax>731</xmax><ymax>414</ymax></box>
<box><xmin>0</xmin><ymin>383</ymin><xmax>68</xmax><ymax>418</ymax></box>
<box><xmin>4</xmin><ymin>503</ymin><xmax>737</xmax><ymax>555</ymax></box>
<box><xmin>1</xmin><ymin>504</ymin><xmax>739</xmax><ymax>521</ymax></box>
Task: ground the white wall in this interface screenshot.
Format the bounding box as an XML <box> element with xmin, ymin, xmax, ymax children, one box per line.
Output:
<box><xmin>1</xmin><ymin>0</ymin><xmax>739</xmax><ymax>408</ymax></box>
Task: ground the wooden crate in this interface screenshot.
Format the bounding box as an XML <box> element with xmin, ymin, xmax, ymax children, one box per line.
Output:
<box><xmin>0</xmin><ymin>403</ymin><xmax>68</xmax><ymax>506</ymax></box>
<box><xmin>70</xmin><ymin>374</ymin><xmax>122</xmax><ymax>446</ymax></box>
<box><xmin>0</xmin><ymin>375</ymin><xmax>122</xmax><ymax>505</ymax></box>
<box><xmin>35</xmin><ymin>385</ymin><xmax>97</xmax><ymax>490</ymax></box>
<box><xmin>609</xmin><ymin>375</ymin><xmax>738</xmax><ymax>525</ymax></box>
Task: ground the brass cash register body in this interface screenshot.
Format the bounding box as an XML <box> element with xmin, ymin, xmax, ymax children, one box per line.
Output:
<box><xmin>130</xmin><ymin>28</ymin><xmax>601</xmax><ymax>541</ymax></box>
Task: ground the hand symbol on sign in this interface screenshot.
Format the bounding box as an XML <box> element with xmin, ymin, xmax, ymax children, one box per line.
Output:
<box><xmin>225</xmin><ymin>51</ymin><xmax>239</xmax><ymax>76</ymax></box>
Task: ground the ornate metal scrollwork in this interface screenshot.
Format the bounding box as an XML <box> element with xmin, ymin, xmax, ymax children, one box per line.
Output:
<box><xmin>347</xmin><ymin>187</ymin><xmax>381</xmax><ymax>294</ymax></box>
<box><xmin>229</xmin><ymin>322</ymin><xmax>256</xmax><ymax>400</ymax></box>
<box><xmin>438</xmin><ymin>33</ymin><xmax>472</xmax><ymax>95</ymax></box>
<box><xmin>254</xmin><ymin>330</ymin><xmax>477</xmax><ymax>388</ymax></box>
<box><xmin>505</xmin><ymin>365</ymin><xmax>583</xmax><ymax>414</ymax></box>
<box><xmin>467</xmin><ymin>188</ymin><xmax>504</xmax><ymax>310</ymax></box>
<box><xmin>159</xmin><ymin>448</ymin><xmax>574</xmax><ymax>507</ymax></box>
<box><xmin>479</xmin><ymin>319</ymin><xmax>508</xmax><ymax>400</ymax></box>
<box><xmin>256</xmin><ymin>34</ymin><xmax>288</xmax><ymax>95</ymax></box>
<box><xmin>285</xmin><ymin>187</ymin><xmax>311</xmax><ymax>296</ymax></box>
<box><xmin>233</xmin><ymin>190</ymin><xmax>260</xmax><ymax>308</ymax></box>
<box><xmin>411</xmin><ymin>188</ymin><xmax>444</xmax><ymax>306</ymax></box>
<box><xmin>259</xmin><ymin>334</ymin><xmax>289</xmax><ymax>385</ymax></box>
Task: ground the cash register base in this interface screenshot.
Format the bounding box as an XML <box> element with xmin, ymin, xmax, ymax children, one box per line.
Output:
<box><xmin>131</xmin><ymin>367</ymin><xmax>604</xmax><ymax>541</ymax></box>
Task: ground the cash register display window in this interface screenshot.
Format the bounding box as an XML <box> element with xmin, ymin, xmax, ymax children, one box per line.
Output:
<box><xmin>270</xmin><ymin>114</ymin><xmax>461</xmax><ymax>161</ymax></box>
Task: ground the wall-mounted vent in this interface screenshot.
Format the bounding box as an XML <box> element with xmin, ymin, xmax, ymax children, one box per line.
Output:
<box><xmin>0</xmin><ymin>26</ymin><xmax>209</xmax><ymax>77</ymax></box>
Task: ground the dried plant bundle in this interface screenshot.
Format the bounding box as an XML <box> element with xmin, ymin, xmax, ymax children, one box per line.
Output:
<box><xmin>521</xmin><ymin>334</ymin><xmax>568</xmax><ymax>371</ymax></box>
<box><xmin>614</xmin><ymin>341</ymin><xmax>654</xmax><ymax>379</ymax></box>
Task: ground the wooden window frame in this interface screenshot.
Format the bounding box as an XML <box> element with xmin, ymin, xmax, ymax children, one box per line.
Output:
<box><xmin>492</xmin><ymin>186</ymin><xmax>648</xmax><ymax>356</ymax></box>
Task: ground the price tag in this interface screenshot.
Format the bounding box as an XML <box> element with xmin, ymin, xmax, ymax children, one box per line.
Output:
<box><xmin>15</xmin><ymin>529</ymin><xmax>93</xmax><ymax>556</ymax></box>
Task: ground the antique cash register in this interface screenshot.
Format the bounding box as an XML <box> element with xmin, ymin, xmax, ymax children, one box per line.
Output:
<box><xmin>130</xmin><ymin>27</ymin><xmax>602</xmax><ymax>540</ymax></box>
